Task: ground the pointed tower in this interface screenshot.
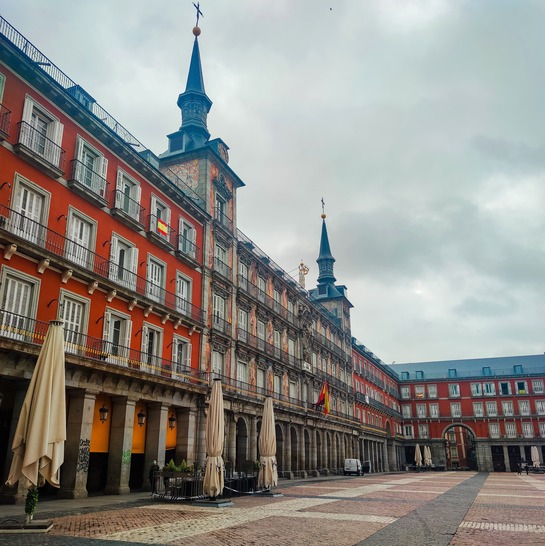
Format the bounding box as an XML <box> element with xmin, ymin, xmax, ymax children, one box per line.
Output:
<box><xmin>309</xmin><ymin>211</ymin><xmax>352</xmax><ymax>331</ymax></box>
<box><xmin>165</xmin><ymin>26</ymin><xmax>212</xmax><ymax>154</ymax></box>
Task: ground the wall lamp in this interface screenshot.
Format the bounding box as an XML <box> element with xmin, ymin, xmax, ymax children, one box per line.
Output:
<box><xmin>168</xmin><ymin>413</ymin><xmax>176</xmax><ymax>430</ymax></box>
<box><xmin>99</xmin><ymin>404</ymin><xmax>109</xmax><ymax>424</ymax></box>
<box><xmin>137</xmin><ymin>410</ymin><xmax>146</xmax><ymax>427</ymax></box>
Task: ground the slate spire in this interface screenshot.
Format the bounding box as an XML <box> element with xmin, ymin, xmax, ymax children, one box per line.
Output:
<box><xmin>316</xmin><ymin>213</ymin><xmax>337</xmax><ymax>287</ymax></box>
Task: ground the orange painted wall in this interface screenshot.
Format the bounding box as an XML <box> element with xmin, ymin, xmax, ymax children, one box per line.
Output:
<box><xmin>90</xmin><ymin>394</ymin><xmax>111</xmax><ymax>453</ymax></box>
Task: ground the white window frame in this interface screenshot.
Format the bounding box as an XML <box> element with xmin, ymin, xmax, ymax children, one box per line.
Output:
<box><xmin>115</xmin><ymin>168</ymin><xmax>141</xmax><ymax>221</ymax></box>
<box><xmin>59</xmin><ymin>289</ymin><xmax>89</xmax><ymax>354</ymax></box>
<box><xmin>539</xmin><ymin>422</ymin><xmax>545</xmax><ymax>438</ymax></box>
<box><xmin>74</xmin><ymin>136</ymin><xmax>108</xmax><ymax>196</ymax></box>
<box><xmin>402</xmin><ymin>405</ymin><xmax>411</xmax><ymax>418</ymax></box>
<box><xmin>146</xmin><ymin>255</ymin><xmax>166</xmax><ymax>304</ymax></box>
<box><xmin>429</xmin><ymin>403</ymin><xmax>439</xmax><ymax>418</ymax></box>
<box><xmin>238</xmin><ymin>309</ymin><xmax>248</xmax><ymax>341</ymax></box>
<box><xmin>473</xmin><ymin>402</ymin><xmax>484</xmax><ymax>417</ymax></box>
<box><xmin>141</xmin><ymin>322</ymin><xmax>163</xmax><ymax>373</ymax></box>
<box><xmin>448</xmin><ymin>384</ymin><xmax>460</xmax><ymax>398</ymax></box>
<box><xmin>536</xmin><ymin>400</ymin><xmax>545</xmax><ymax>416</ymax></box>
<box><xmin>501</xmin><ymin>400</ymin><xmax>514</xmax><ymax>416</ymax></box>
<box><xmin>516</xmin><ymin>381</ymin><xmax>528</xmax><ymax>395</ymax></box>
<box><xmin>65</xmin><ymin>207</ymin><xmax>96</xmax><ymax>268</ymax></box>
<box><xmin>450</xmin><ymin>402</ymin><xmax>461</xmax><ymax>418</ymax></box>
<box><xmin>483</xmin><ymin>382</ymin><xmax>496</xmax><ymax>396</ymax></box>
<box><xmin>532</xmin><ymin>380</ymin><xmax>544</xmax><ymax>394</ymax></box>
<box><xmin>404</xmin><ymin>425</ymin><xmax>414</xmax><ymax>438</ymax></box>
<box><xmin>401</xmin><ymin>386</ymin><xmax>410</xmax><ymax>399</ymax></box>
<box><xmin>109</xmin><ymin>233</ymin><xmax>138</xmax><ymax>290</ymax></box>
<box><xmin>416</xmin><ymin>404</ymin><xmax>426</xmax><ymax>418</ymax></box>
<box><xmin>172</xmin><ymin>334</ymin><xmax>191</xmax><ymax>379</ymax></box>
<box><xmin>427</xmin><ymin>384</ymin><xmax>437</xmax><ymax>398</ymax></box>
<box><xmin>21</xmin><ymin>95</ymin><xmax>64</xmax><ymax>166</ymax></box>
<box><xmin>505</xmin><ymin>422</ymin><xmax>516</xmax><ymax>438</ymax></box>
<box><xmin>178</xmin><ymin>217</ymin><xmax>197</xmax><ymax>258</ymax></box>
<box><xmin>9</xmin><ymin>175</ymin><xmax>50</xmax><ymax>245</ymax></box>
<box><xmin>470</xmin><ymin>382</ymin><xmax>482</xmax><ymax>396</ymax></box>
<box><xmin>213</xmin><ymin>293</ymin><xmax>225</xmax><ymax>326</ymax></box>
<box><xmin>237</xmin><ymin>360</ymin><xmax>248</xmax><ymax>384</ymax></box>
<box><xmin>486</xmin><ymin>401</ymin><xmax>497</xmax><ymax>417</ymax></box>
<box><xmin>488</xmin><ymin>422</ymin><xmax>500</xmax><ymax>439</ymax></box>
<box><xmin>522</xmin><ymin>422</ymin><xmax>533</xmax><ymax>438</ymax></box>
<box><xmin>518</xmin><ymin>400</ymin><xmax>530</xmax><ymax>416</ymax></box>
<box><xmin>414</xmin><ymin>385</ymin><xmax>425</xmax><ymax>399</ymax></box>
<box><xmin>418</xmin><ymin>424</ymin><xmax>429</xmax><ymax>439</ymax></box>
<box><xmin>175</xmin><ymin>272</ymin><xmax>192</xmax><ymax>316</ymax></box>
<box><xmin>150</xmin><ymin>194</ymin><xmax>171</xmax><ymax>239</ymax></box>
<box><xmin>211</xmin><ymin>350</ymin><xmax>224</xmax><ymax>376</ymax></box>
<box><xmin>102</xmin><ymin>308</ymin><xmax>132</xmax><ymax>365</ymax></box>
<box><xmin>0</xmin><ymin>266</ymin><xmax>40</xmax><ymax>341</ymax></box>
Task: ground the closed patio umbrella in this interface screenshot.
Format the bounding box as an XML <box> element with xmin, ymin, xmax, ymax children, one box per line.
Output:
<box><xmin>414</xmin><ymin>443</ymin><xmax>423</xmax><ymax>467</ymax></box>
<box><xmin>531</xmin><ymin>445</ymin><xmax>540</xmax><ymax>468</ymax></box>
<box><xmin>258</xmin><ymin>396</ymin><xmax>278</xmax><ymax>490</ymax></box>
<box><xmin>424</xmin><ymin>445</ymin><xmax>432</xmax><ymax>466</ymax></box>
<box><xmin>6</xmin><ymin>320</ymin><xmax>66</xmax><ymax>488</ymax></box>
<box><xmin>203</xmin><ymin>378</ymin><xmax>225</xmax><ymax>499</ymax></box>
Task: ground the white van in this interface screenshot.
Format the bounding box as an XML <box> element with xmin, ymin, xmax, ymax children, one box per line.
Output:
<box><xmin>344</xmin><ymin>458</ymin><xmax>363</xmax><ymax>476</ymax></box>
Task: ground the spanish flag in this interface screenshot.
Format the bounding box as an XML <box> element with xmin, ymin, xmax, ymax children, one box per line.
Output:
<box><xmin>157</xmin><ymin>218</ymin><xmax>169</xmax><ymax>236</ymax></box>
<box><xmin>316</xmin><ymin>382</ymin><xmax>330</xmax><ymax>415</ymax></box>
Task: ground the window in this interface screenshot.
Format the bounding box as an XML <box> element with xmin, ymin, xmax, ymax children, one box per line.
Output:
<box><xmin>65</xmin><ymin>209</ymin><xmax>95</xmax><ymax>268</ymax></box>
<box><xmin>146</xmin><ymin>256</ymin><xmax>166</xmax><ymax>303</ymax></box>
<box><xmin>10</xmin><ymin>177</ymin><xmax>49</xmax><ymax>244</ymax></box>
<box><xmin>103</xmin><ymin>309</ymin><xmax>132</xmax><ymax>364</ymax></box>
<box><xmin>427</xmin><ymin>384</ymin><xmax>437</xmax><ymax>398</ymax></box>
<box><xmin>488</xmin><ymin>422</ymin><xmax>500</xmax><ymax>438</ymax></box>
<box><xmin>404</xmin><ymin>425</ymin><xmax>414</xmax><ymax>438</ymax></box>
<box><xmin>483</xmin><ymin>382</ymin><xmax>496</xmax><ymax>396</ymax></box>
<box><xmin>516</xmin><ymin>381</ymin><xmax>528</xmax><ymax>395</ymax></box>
<box><xmin>518</xmin><ymin>400</ymin><xmax>530</xmax><ymax>416</ymax></box>
<box><xmin>237</xmin><ymin>361</ymin><xmax>248</xmax><ymax>384</ymax></box>
<box><xmin>257</xmin><ymin>320</ymin><xmax>266</xmax><ymax>350</ymax></box>
<box><xmin>74</xmin><ymin>137</ymin><xmax>107</xmax><ymax>196</ymax></box>
<box><xmin>402</xmin><ymin>405</ymin><xmax>411</xmax><ymax>418</ymax></box>
<box><xmin>274</xmin><ymin>374</ymin><xmax>281</xmax><ymax>394</ymax></box>
<box><xmin>473</xmin><ymin>402</ymin><xmax>484</xmax><ymax>417</ymax></box>
<box><xmin>532</xmin><ymin>380</ymin><xmax>544</xmax><ymax>394</ymax></box>
<box><xmin>470</xmin><ymin>382</ymin><xmax>482</xmax><ymax>396</ymax></box>
<box><xmin>522</xmin><ymin>422</ymin><xmax>533</xmax><ymax>438</ymax></box>
<box><xmin>273</xmin><ymin>289</ymin><xmax>281</xmax><ymax>312</ymax></box>
<box><xmin>418</xmin><ymin>424</ymin><xmax>429</xmax><ymax>439</ymax></box>
<box><xmin>448</xmin><ymin>368</ymin><xmax>457</xmax><ymax>378</ymax></box>
<box><xmin>505</xmin><ymin>422</ymin><xmax>516</xmax><ymax>438</ymax></box>
<box><xmin>502</xmin><ymin>401</ymin><xmax>514</xmax><ymax>416</ymax></box>
<box><xmin>401</xmin><ymin>371</ymin><xmax>409</xmax><ymax>380</ymax></box>
<box><xmin>287</xmin><ymin>300</ymin><xmax>294</xmax><ymax>318</ymax></box>
<box><xmin>215</xmin><ymin>194</ymin><xmax>227</xmax><ymax>225</ymax></box>
<box><xmin>414</xmin><ymin>385</ymin><xmax>425</xmax><ymax>399</ymax></box>
<box><xmin>401</xmin><ymin>386</ymin><xmax>410</xmax><ymax>399</ymax></box>
<box><xmin>60</xmin><ymin>291</ymin><xmax>89</xmax><ymax>354</ymax></box>
<box><xmin>482</xmin><ymin>366</ymin><xmax>491</xmax><ymax>376</ymax></box>
<box><xmin>416</xmin><ymin>404</ymin><xmax>426</xmax><ymax>418</ymax></box>
<box><xmin>258</xmin><ymin>276</ymin><xmax>267</xmax><ymax>302</ymax></box>
<box><xmin>415</xmin><ymin>370</ymin><xmax>424</xmax><ymax>380</ymax></box>
<box><xmin>238</xmin><ymin>309</ymin><xmax>248</xmax><ymax>341</ymax></box>
<box><xmin>289</xmin><ymin>381</ymin><xmax>297</xmax><ymax>399</ymax></box>
<box><xmin>449</xmin><ymin>384</ymin><xmax>460</xmax><ymax>397</ymax></box>
<box><xmin>179</xmin><ymin>218</ymin><xmax>197</xmax><ymax>258</ymax></box>
<box><xmin>539</xmin><ymin>422</ymin><xmax>545</xmax><ymax>438</ymax></box>
<box><xmin>214</xmin><ymin>243</ymin><xmax>229</xmax><ymax>276</ymax></box>
<box><xmin>21</xmin><ymin>96</ymin><xmax>64</xmax><ymax>166</ymax></box>
<box><xmin>257</xmin><ymin>368</ymin><xmax>265</xmax><ymax>389</ymax></box>
<box><xmin>213</xmin><ymin>294</ymin><xmax>226</xmax><ymax>328</ymax></box>
<box><xmin>499</xmin><ymin>382</ymin><xmax>511</xmax><ymax>395</ymax></box>
<box><xmin>450</xmin><ymin>402</ymin><xmax>461</xmax><ymax>418</ymax></box>
<box><xmin>0</xmin><ymin>72</ymin><xmax>5</xmax><ymax>103</ymax></box>
<box><xmin>211</xmin><ymin>350</ymin><xmax>224</xmax><ymax>376</ymax></box>
<box><xmin>274</xmin><ymin>330</ymin><xmax>281</xmax><ymax>356</ymax></box>
<box><xmin>141</xmin><ymin>324</ymin><xmax>163</xmax><ymax>373</ymax></box>
<box><xmin>109</xmin><ymin>234</ymin><xmax>138</xmax><ymax>290</ymax></box>
<box><xmin>486</xmin><ymin>401</ymin><xmax>497</xmax><ymax>417</ymax></box>
<box><xmin>172</xmin><ymin>335</ymin><xmax>191</xmax><ymax>378</ymax></box>
<box><xmin>115</xmin><ymin>169</ymin><xmax>141</xmax><ymax>222</ymax></box>
<box><xmin>175</xmin><ymin>273</ymin><xmax>191</xmax><ymax>315</ymax></box>
<box><xmin>150</xmin><ymin>195</ymin><xmax>171</xmax><ymax>240</ymax></box>
<box><xmin>536</xmin><ymin>400</ymin><xmax>545</xmax><ymax>415</ymax></box>
<box><xmin>514</xmin><ymin>364</ymin><xmax>523</xmax><ymax>374</ymax></box>
<box><xmin>287</xmin><ymin>338</ymin><xmax>296</xmax><ymax>363</ymax></box>
<box><xmin>238</xmin><ymin>261</ymin><xmax>248</xmax><ymax>289</ymax></box>
<box><xmin>0</xmin><ymin>268</ymin><xmax>39</xmax><ymax>340</ymax></box>
<box><xmin>429</xmin><ymin>403</ymin><xmax>439</xmax><ymax>418</ymax></box>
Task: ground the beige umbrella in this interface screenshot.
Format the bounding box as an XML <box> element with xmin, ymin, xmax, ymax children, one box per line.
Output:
<box><xmin>258</xmin><ymin>396</ymin><xmax>278</xmax><ymax>490</ymax></box>
<box><xmin>414</xmin><ymin>443</ymin><xmax>423</xmax><ymax>467</ymax></box>
<box><xmin>203</xmin><ymin>378</ymin><xmax>225</xmax><ymax>499</ymax></box>
<box><xmin>6</xmin><ymin>320</ymin><xmax>66</xmax><ymax>488</ymax></box>
<box><xmin>531</xmin><ymin>445</ymin><xmax>540</xmax><ymax>468</ymax></box>
<box><xmin>424</xmin><ymin>445</ymin><xmax>433</xmax><ymax>466</ymax></box>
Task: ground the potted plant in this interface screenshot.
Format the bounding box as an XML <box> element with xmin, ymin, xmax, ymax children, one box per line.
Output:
<box><xmin>24</xmin><ymin>486</ymin><xmax>39</xmax><ymax>524</ymax></box>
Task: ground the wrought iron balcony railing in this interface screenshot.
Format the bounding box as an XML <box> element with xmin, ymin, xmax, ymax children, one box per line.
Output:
<box><xmin>68</xmin><ymin>159</ymin><xmax>109</xmax><ymax>206</ymax></box>
<box><xmin>0</xmin><ymin>103</ymin><xmax>11</xmax><ymax>138</ymax></box>
<box><xmin>211</xmin><ymin>314</ymin><xmax>231</xmax><ymax>336</ymax></box>
<box><xmin>213</xmin><ymin>207</ymin><xmax>233</xmax><ymax>232</ymax></box>
<box><xmin>147</xmin><ymin>214</ymin><xmax>176</xmax><ymax>248</ymax></box>
<box><xmin>112</xmin><ymin>189</ymin><xmax>146</xmax><ymax>227</ymax></box>
<box><xmin>0</xmin><ymin>310</ymin><xmax>207</xmax><ymax>386</ymax></box>
<box><xmin>177</xmin><ymin>233</ymin><xmax>199</xmax><ymax>262</ymax></box>
<box><xmin>213</xmin><ymin>257</ymin><xmax>232</xmax><ymax>280</ymax></box>
<box><xmin>15</xmin><ymin>121</ymin><xmax>66</xmax><ymax>174</ymax></box>
<box><xmin>0</xmin><ymin>204</ymin><xmax>205</xmax><ymax>323</ymax></box>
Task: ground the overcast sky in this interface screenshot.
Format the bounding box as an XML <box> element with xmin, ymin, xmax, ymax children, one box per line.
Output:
<box><xmin>2</xmin><ymin>1</ymin><xmax>544</xmax><ymax>364</ymax></box>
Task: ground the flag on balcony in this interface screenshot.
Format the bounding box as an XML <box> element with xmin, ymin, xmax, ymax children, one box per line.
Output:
<box><xmin>316</xmin><ymin>382</ymin><xmax>330</xmax><ymax>415</ymax></box>
<box><xmin>157</xmin><ymin>218</ymin><xmax>168</xmax><ymax>236</ymax></box>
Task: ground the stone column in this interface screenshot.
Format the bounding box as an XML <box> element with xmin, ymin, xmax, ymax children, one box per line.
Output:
<box><xmin>58</xmin><ymin>390</ymin><xmax>97</xmax><ymax>499</ymax></box>
<box><xmin>310</xmin><ymin>428</ymin><xmax>317</xmax><ymax>472</ymax></box>
<box><xmin>143</xmin><ymin>403</ymin><xmax>169</xmax><ymax>491</ymax></box>
<box><xmin>195</xmin><ymin>400</ymin><xmax>207</xmax><ymax>469</ymax></box>
<box><xmin>176</xmin><ymin>407</ymin><xmax>198</xmax><ymax>466</ymax></box>
<box><xmin>227</xmin><ymin>413</ymin><xmax>237</xmax><ymax>469</ymax></box>
<box><xmin>105</xmin><ymin>397</ymin><xmax>136</xmax><ymax>495</ymax></box>
<box><xmin>284</xmin><ymin>424</ymin><xmax>291</xmax><ymax>472</ymax></box>
<box><xmin>249</xmin><ymin>415</ymin><xmax>257</xmax><ymax>463</ymax></box>
<box><xmin>502</xmin><ymin>444</ymin><xmax>511</xmax><ymax>472</ymax></box>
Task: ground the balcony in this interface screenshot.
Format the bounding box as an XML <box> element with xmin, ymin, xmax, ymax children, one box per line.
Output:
<box><xmin>147</xmin><ymin>214</ymin><xmax>175</xmax><ymax>250</ymax></box>
<box><xmin>211</xmin><ymin>314</ymin><xmax>232</xmax><ymax>336</ymax></box>
<box><xmin>176</xmin><ymin>233</ymin><xmax>200</xmax><ymax>266</ymax></box>
<box><xmin>213</xmin><ymin>257</ymin><xmax>232</xmax><ymax>281</ymax></box>
<box><xmin>67</xmin><ymin>159</ymin><xmax>109</xmax><ymax>208</ymax></box>
<box><xmin>213</xmin><ymin>207</ymin><xmax>233</xmax><ymax>233</ymax></box>
<box><xmin>0</xmin><ymin>203</ymin><xmax>205</xmax><ymax>324</ymax></box>
<box><xmin>111</xmin><ymin>189</ymin><xmax>145</xmax><ymax>231</ymax></box>
<box><xmin>0</xmin><ymin>104</ymin><xmax>11</xmax><ymax>140</ymax></box>
<box><xmin>14</xmin><ymin>121</ymin><xmax>66</xmax><ymax>178</ymax></box>
<box><xmin>0</xmin><ymin>310</ymin><xmax>207</xmax><ymax>385</ymax></box>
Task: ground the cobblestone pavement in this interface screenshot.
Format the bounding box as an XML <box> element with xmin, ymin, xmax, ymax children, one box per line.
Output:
<box><xmin>1</xmin><ymin>472</ymin><xmax>544</xmax><ymax>545</ymax></box>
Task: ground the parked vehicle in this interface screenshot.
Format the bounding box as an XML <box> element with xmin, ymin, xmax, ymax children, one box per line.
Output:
<box><xmin>344</xmin><ymin>458</ymin><xmax>363</xmax><ymax>476</ymax></box>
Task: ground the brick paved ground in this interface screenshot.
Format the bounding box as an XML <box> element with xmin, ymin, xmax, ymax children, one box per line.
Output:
<box><xmin>1</xmin><ymin>472</ymin><xmax>544</xmax><ymax>545</ymax></box>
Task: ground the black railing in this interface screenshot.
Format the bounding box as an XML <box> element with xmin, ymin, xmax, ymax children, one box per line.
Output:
<box><xmin>112</xmin><ymin>189</ymin><xmax>146</xmax><ymax>226</ymax></box>
<box><xmin>214</xmin><ymin>207</ymin><xmax>233</xmax><ymax>231</ymax></box>
<box><xmin>213</xmin><ymin>257</ymin><xmax>232</xmax><ymax>280</ymax></box>
<box><xmin>16</xmin><ymin>121</ymin><xmax>66</xmax><ymax>172</ymax></box>
<box><xmin>177</xmin><ymin>233</ymin><xmax>199</xmax><ymax>262</ymax></box>
<box><xmin>69</xmin><ymin>159</ymin><xmax>109</xmax><ymax>202</ymax></box>
<box><xmin>0</xmin><ymin>104</ymin><xmax>11</xmax><ymax>137</ymax></box>
<box><xmin>211</xmin><ymin>314</ymin><xmax>232</xmax><ymax>336</ymax></box>
<box><xmin>0</xmin><ymin>204</ymin><xmax>205</xmax><ymax>323</ymax></box>
<box><xmin>148</xmin><ymin>214</ymin><xmax>176</xmax><ymax>247</ymax></box>
<box><xmin>0</xmin><ymin>311</ymin><xmax>207</xmax><ymax>385</ymax></box>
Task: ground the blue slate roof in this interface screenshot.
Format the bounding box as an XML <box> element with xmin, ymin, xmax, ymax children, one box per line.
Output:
<box><xmin>389</xmin><ymin>354</ymin><xmax>545</xmax><ymax>381</ymax></box>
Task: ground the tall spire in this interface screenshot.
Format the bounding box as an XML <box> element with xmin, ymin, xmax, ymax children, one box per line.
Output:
<box><xmin>316</xmin><ymin>212</ymin><xmax>337</xmax><ymax>286</ymax></box>
<box><xmin>173</xmin><ymin>22</ymin><xmax>212</xmax><ymax>151</ymax></box>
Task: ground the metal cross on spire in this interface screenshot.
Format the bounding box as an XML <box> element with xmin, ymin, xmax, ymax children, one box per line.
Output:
<box><xmin>321</xmin><ymin>197</ymin><xmax>326</xmax><ymax>215</ymax></box>
<box><xmin>193</xmin><ymin>2</ymin><xmax>204</xmax><ymax>26</ymax></box>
